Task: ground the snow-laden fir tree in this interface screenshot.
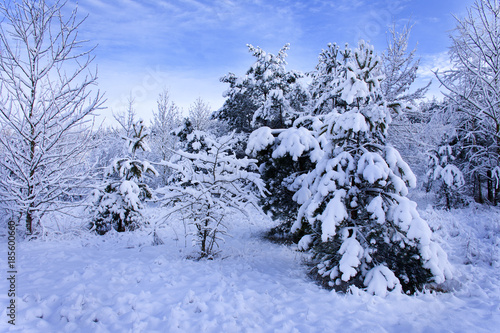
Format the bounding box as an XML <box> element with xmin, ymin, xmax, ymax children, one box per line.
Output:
<box><xmin>269</xmin><ymin>40</ymin><xmax>451</xmax><ymax>295</ymax></box>
<box><xmin>247</xmin><ymin>43</ymin><xmax>353</xmax><ymax>238</ymax></box>
<box><xmin>246</xmin><ymin>121</ymin><xmax>323</xmax><ymax>241</ymax></box>
<box><xmin>247</xmin><ymin>43</ymin><xmax>307</xmax><ymax>128</ymax></box>
<box><xmin>214</xmin><ymin>44</ymin><xmax>308</xmax><ymax>132</ymax></box>
<box><xmin>308</xmin><ymin>42</ymin><xmax>351</xmax><ymax>114</ymax></box>
<box><xmin>90</xmin><ymin>120</ymin><xmax>158</xmax><ymax>235</ymax></box>
<box><xmin>214</xmin><ymin>73</ymin><xmax>258</xmax><ymax>134</ymax></box>
<box><xmin>425</xmin><ymin>135</ymin><xmax>466</xmax><ymax>209</ymax></box>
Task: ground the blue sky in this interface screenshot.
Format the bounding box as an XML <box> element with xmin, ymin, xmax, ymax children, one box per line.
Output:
<box><xmin>67</xmin><ymin>0</ymin><xmax>474</xmax><ymax>123</ymax></box>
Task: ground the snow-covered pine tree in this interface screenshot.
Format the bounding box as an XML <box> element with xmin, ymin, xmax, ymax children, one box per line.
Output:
<box><xmin>247</xmin><ymin>44</ymin><xmax>307</xmax><ymax>128</ymax></box>
<box><xmin>425</xmin><ymin>135</ymin><xmax>466</xmax><ymax>209</ymax></box>
<box><xmin>214</xmin><ymin>72</ymin><xmax>258</xmax><ymax>134</ymax></box>
<box><xmin>290</xmin><ymin>40</ymin><xmax>452</xmax><ymax>295</ymax></box>
<box><xmin>90</xmin><ymin>120</ymin><xmax>158</xmax><ymax>235</ymax></box>
<box><xmin>246</xmin><ymin>120</ymin><xmax>323</xmax><ymax>241</ymax></box>
<box><xmin>308</xmin><ymin>42</ymin><xmax>351</xmax><ymax>115</ymax></box>
<box><xmin>214</xmin><ymin>44</ymin><xmax>308</xmax><ymax>133</ymax></box>
<box><xmin>158</xmin><ymin>127</ymin><xmax>266</xmax><ymax>259</ymax></box>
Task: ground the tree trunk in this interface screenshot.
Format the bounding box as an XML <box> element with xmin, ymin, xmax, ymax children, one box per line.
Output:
<box><xmin>487</xmin><ymin>169</ymin><xmax>494</xmax><ymax>204</ymax></box>
<box><xmin>475</xmin><ymin>173</ymin><xmax>484</xmax><ymax>204</ymax></box>
<box><xmin>25</xmin><ymin>210</ymin><xmax>33</xmax><ymax>235</ymax></box>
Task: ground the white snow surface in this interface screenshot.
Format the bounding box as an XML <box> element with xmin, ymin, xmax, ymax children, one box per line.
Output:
<box><xmin>1</xmin><ymin>198</ymin><xmax>500</xmax><ymax>332</ymax></box>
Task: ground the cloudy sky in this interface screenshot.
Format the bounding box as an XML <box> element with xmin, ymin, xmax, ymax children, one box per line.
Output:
<box><xmin>66</xmin><ymin>0</ymin><xmax>474</xmax><ymax>123</ymax></box>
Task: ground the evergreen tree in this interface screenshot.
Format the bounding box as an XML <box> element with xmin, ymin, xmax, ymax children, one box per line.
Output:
<box><xmin>287</xmin><ymin>41</ymin><xmax>451</xmax><ymax>295</ymax></box>
<box><xmin>425</xmin><ymin>135</ymin><xmax>466</xmax><ymax>209</ymax></box>
<box><xmin>90</xmin><ymin>121</ymin><xmax>158</xmax><ymax>234</ymax></box>
<box><xmin>214</xmin><ymin>73</ymin><xmax>258</xmax><ymax>134</ymax></box>
<box><xmin>214</xmin><ymin>44</ymin><xmax>308</xmax><ymax>132</ymax></box>
<box><xmin>308</xmin><ymin>43</ymin><xmax>351</xmax><ymax>115</ymax></box>
<box><xmin>246</xmin><ymin>43</ymin><xmax>350</xmax><ymax>240</ymax></box>
<box><xmin>246</xmin><ymin>120</ymin><xmax>323</xmax><ymax>241</ymax></box>
<box><xmin>247</xmin><ymin>43</ymin><xmax>306</xmax><ymax>128</ymax></box>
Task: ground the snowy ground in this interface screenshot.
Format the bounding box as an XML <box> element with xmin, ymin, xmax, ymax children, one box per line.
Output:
<box><xmin>1</xmin><ymin>196</ymin><xmax>500</xmax><ymax>332</ymax></box>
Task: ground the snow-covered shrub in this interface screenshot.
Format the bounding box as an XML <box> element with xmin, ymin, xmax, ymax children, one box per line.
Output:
<box><xmin>426</xmin><ymin>136</ymin><xmax>467</xmax><ymax>209</ymax></box>
<box><xmin>90</xmin><ymin>121</ymin><xmax>158</xmax><ymax>235</ymax></box>
<box><xmin>158</xmin><ymin>129</ymin><xmax>266</xmax><ymax>259</ymax></box>
<box><xmin>288</xmin><ymin>41</ymin><xmax>452</xmax><ymax>295</ymax></box>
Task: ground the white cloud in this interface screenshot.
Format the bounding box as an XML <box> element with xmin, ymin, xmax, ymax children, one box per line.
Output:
<box><xmin>56</xmin><ymin>0</ymin><xmax>466</xmax><ymax>121</ymax></box>
<box><xmin>418</xmin><ymin>51</ymin><xmax>453</xmax><ymax>78</ymax></box>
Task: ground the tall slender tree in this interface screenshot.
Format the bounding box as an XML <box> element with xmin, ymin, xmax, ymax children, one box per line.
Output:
<box><xmin>437</xmin><ymin>0</ymin><xmax>500</xmax><ymax>204</ymax></box>
<box><xmin>381</xmin><ymin>21</ymin><xmax>430</xmax><ymax>104</ymax></box>
<box><xmin>0</xmin><ymin>0</ymin><xmax>104</xmax><ymax>235</ymax></box>
<box><xmin>189</xmin><ymin>97</ymin><xmax>212</xmax><ymax>132</ymax></box>
<box><xmin>149</xmin><ymin>89</ymin><xmax>181</xmax><ymax>185</ymax></box>
<box><xmin>382</xmin><ymin>21</ymin><xmax>431</xmax><ymax>176</ymax></box>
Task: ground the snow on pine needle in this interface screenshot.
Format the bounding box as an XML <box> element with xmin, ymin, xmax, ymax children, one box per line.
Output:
<box><xmin>90</xmin><ymin>120</ymin><xmax>158</xmax><ymax>235</ymax></box>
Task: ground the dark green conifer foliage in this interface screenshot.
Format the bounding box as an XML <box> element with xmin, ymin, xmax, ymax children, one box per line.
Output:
<box><xmin>91</xmin><ymin>121</ymin><xmax>158</xmax><ymax>234</ymax></box>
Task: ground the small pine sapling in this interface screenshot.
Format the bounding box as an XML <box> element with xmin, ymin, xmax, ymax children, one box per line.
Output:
<box><xmin>426</xmin><ymin>135</ymin><xmax>466</xmax><ymax>209</ymax></box>
<box><xmin>90</xmin><ymin>121</ymin><xmax>158</xmax><ymax>234</ymax></box>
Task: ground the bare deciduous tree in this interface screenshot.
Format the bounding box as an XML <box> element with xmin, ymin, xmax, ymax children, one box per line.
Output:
<box><xmin>436</xmin><ymin>0</ymin><xmax>500</xmax><ymax>204</ymax></box>
<box><xmin>188</xmin><ymin>97</ymin><xmax>212</xmax><ymax>131</ymax></box>
<box><xmin>150</xmin><ymin>89</ymin><xmax>181</xmax><ymax>185</ymax></box>
<box><xmin>0</xmin><ymin>0</ymin><xmax>104</xmax><ymax>235</ymax></box>
<box><xmin>113</xmin><ymin>96</ymin><xmax>137</xmax><ymax>138</ymax></box>
<box><xmin>382</xmin><ymin>21</ymin><xmax>430</xmax><ymax>104</ymax></box>
<box><xmin>383</xmin><ymin>21</ymin><xmax>432</xmax><ymax>177</ymax></box>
